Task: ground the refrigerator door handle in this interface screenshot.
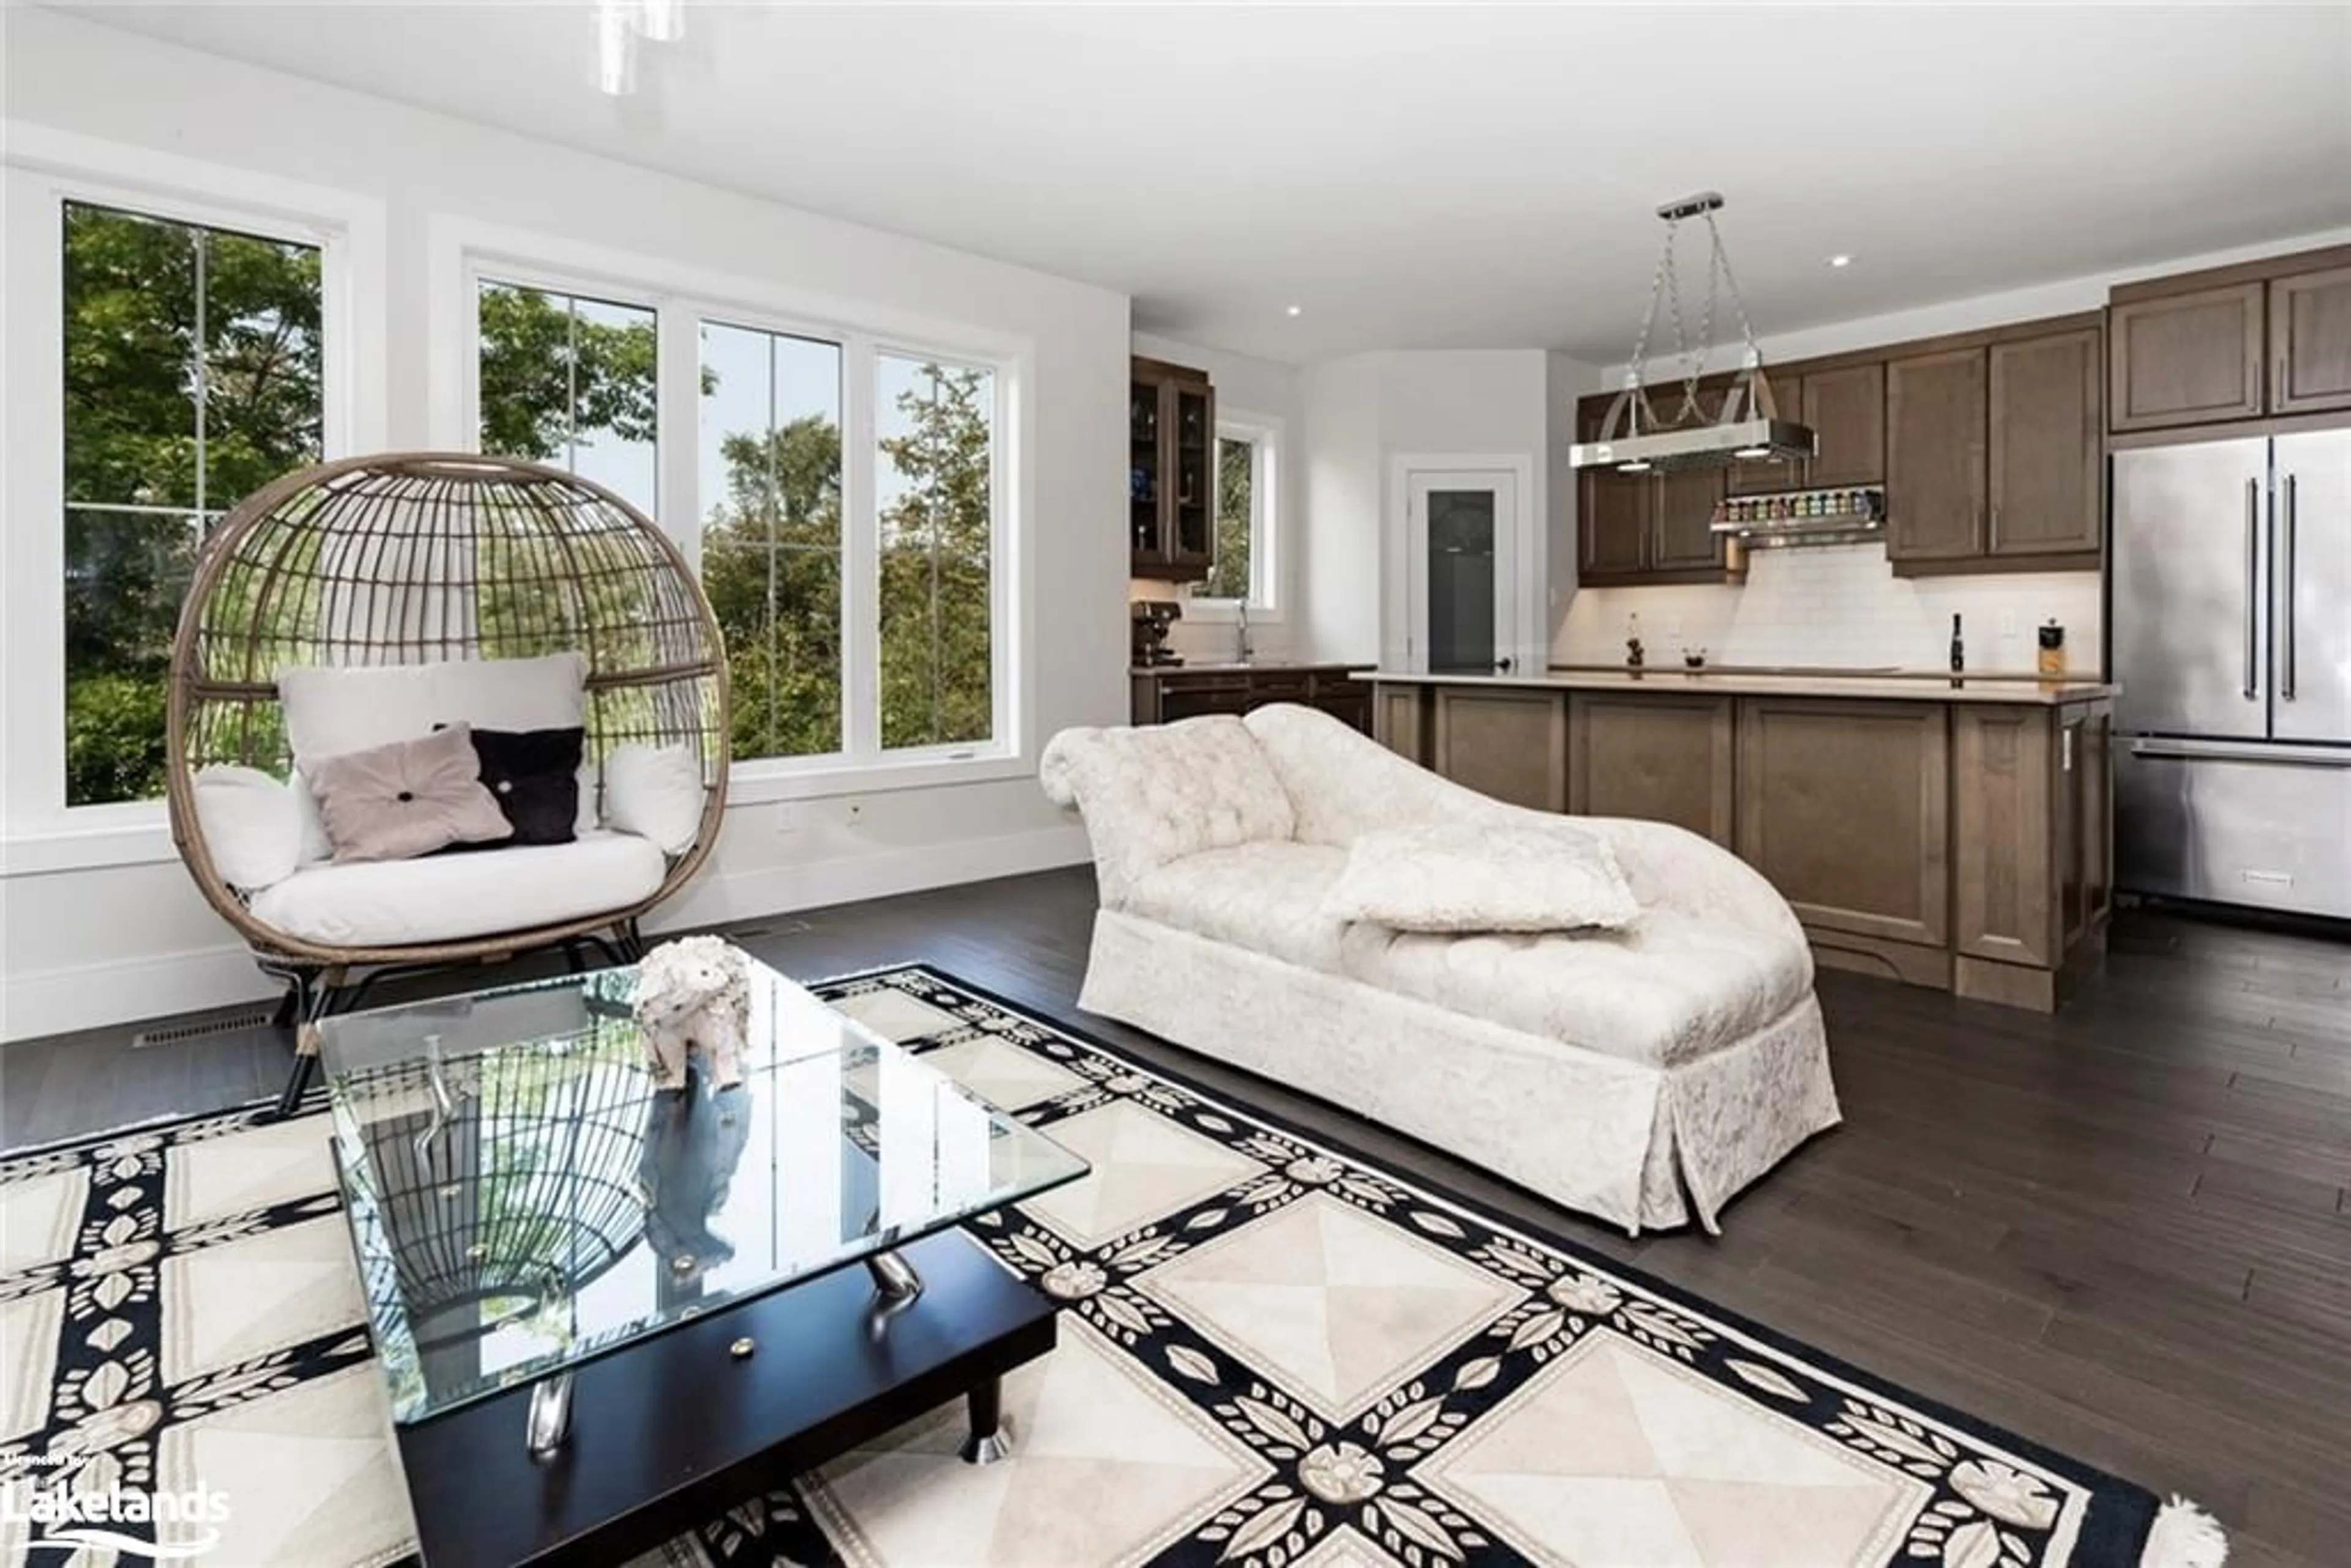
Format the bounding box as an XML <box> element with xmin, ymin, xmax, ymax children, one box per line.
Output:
<box><xmin>2280</xmin><ymin>473</ymin><xmax>2297</xmax><ymax>702</ymax></box>
<box><xmin>2243</xmin><ymin>478</ymin><xmax>2260</xmax><ymax>701</ymax></box>
<box><xmin>2128</xmin><ymin>737</ymin><xmax>2351</xmax><ymax>767</ymax></box>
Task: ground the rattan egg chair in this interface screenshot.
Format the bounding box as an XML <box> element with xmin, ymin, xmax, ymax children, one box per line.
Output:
<box><xmin>165</xmin><ymin>452</ymin><xmax>729</xmax><ymax>1112</ymax></box>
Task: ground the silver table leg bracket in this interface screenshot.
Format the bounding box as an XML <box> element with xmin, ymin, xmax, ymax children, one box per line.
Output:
<box><xmin>526</xmin><ymin>1371</ymin><xmax>574</xmax><ymax>1459</ymax></box>
<box><xmin>866</xmin><ymin>1249</ymin><xmax>923</xmax><ymax>1304</ymax></box>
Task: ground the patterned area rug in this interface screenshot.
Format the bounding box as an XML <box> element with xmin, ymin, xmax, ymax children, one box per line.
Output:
<box><xmin>0</xmin><ymin>964</ymin><xmax>2219</xmax><ymax>1567</ymax></box>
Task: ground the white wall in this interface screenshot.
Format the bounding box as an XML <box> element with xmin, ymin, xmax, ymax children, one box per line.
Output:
<box><xmin>0</xmin><ymin>10</ymin><xmax>1130</xmax><ymax>1041</ymax></box>
<box><xmin>1294</xmin><ymin>350</ymin><xmax>1569</xmax><ymax>667</ymax></box>
<box><xmin>1299</xmin><ymin>356</ymin><xmax>1385</xmax><ymax>662</ymax></box>
<box><xmin>1544</xmin><ymin>353</ymin><xmax>1596</xmax><ymax>645</ymax></box>
<box><xmin>1128</xmin><ymin>331</ymin><xmax>1304</xmax><ymax>664</ymax></box>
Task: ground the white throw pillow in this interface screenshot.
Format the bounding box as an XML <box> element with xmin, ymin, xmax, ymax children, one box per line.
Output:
<box><xmin>277</xmin><ymin>653</ymin><xmax>596</xmax><ymax>835</ymax></box>
<box><xmin>291</xmin><ymin>768</ymin><xmax>333</xmax><ymax>865</ymax></box>
<box><xmin>1321</xmin><ymin>820</ymin><xmax>1641</xmax><ymax>934</ymax></box>
<box><xmin>192</xmin><ymin>765</ymin><xmax>305</xmax><ymax>891</ymax></box>
<box><xmin>603</xmin><ymin>743</ymin><xmax>705</xmax><ymax>855</ymax></box>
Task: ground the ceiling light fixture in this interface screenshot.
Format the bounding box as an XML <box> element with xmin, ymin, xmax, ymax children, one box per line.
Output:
<box><xmin>596</xmin><ymin>0</ymin><xmax>685</xmax><ymax>97</ymax></box>
<box><xmin>1285</xmin><ymin>304</ymin><xmax>1303</xmax><ymax>318</ymax></box>
<box><xmin>1569</xmin><ymin>192</ymin><xmax>1817</xmax><ymax>474</ymax></box>
<box><xmin>1828</xmin><ymin>253</ymin><xmax>1854</xmax><ymax>269</ymax></box>
<box><xmin>636</xmin><ymin>0</ymin><xmax>685</xmax><ymax>44</ymax></box>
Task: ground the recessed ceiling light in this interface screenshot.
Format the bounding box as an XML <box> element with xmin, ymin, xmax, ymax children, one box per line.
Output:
<box><xmin>1828</xmin><ymin>253</ymin><xmax>1854</xmax><ymax>269</ymax></box>
<box><xmin>1285</xmin><ymin>304</ymin><xmax>1303</xmax><ymax>317</ymax></box>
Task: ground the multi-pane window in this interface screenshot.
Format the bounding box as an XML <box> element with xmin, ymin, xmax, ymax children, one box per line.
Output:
<box><xmin>877</xmin><ymin>354</ymin><xmax>996</xmax><ymax>751</ymax></box>
<box><xmin>698</xmin><ymin>322</ymin><xmax>844</xmax><ymax>760</ymax></box>
<box><xmin>477</xmin><ymin>280</ymin><xmax>658</xmax><ymax>514</ymax></box>
<box><xmin>62</xmin><ymin>201</ymin><xmax>324</xmax><ymax>806</ymax></box>
<box><xmin>468</xmin><ymin>284</ymin><xmax>1004</xmax><ymax>771</ymax></box>
<box><xmin>1204</xmin><ymin>431</ymin><xmax>1262</xmax><ymax>603</ymax></box>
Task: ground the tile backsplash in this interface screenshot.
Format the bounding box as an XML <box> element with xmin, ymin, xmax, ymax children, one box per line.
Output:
<box><xmin>1554</xmin><ymin>545</ymin><xmax>2102</xmax><ymax>676</ymax></box>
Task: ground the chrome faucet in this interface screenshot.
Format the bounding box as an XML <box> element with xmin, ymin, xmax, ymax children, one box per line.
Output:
<box><xmin>1236</xmin><ymin>601</ymin><xmax>1254</xmax><ymax>664</ymax></box>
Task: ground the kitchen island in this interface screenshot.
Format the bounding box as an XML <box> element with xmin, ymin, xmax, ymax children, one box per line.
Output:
<box><xmin>1361</xmin><ymin>669</ymin><xmax>2118</xmax><ymax>1012</ymax></box>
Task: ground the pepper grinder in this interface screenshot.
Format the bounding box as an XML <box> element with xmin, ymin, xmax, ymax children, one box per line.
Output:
<box><xmin>1948</xmin><ymin>612</ymin><xmax>1966</xmax><ymax>687</ymax></box>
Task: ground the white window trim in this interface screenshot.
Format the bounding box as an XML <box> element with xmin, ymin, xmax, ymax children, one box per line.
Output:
<box><xmin>1</xmin><ymin>125</ymin><xmax>386</xmax><ymax>874</ymax></box>
<box><xmin>1183</xmin><ymin>407</ymin><xmax>1284</xmax><ymax>623</ymax></box>
<box><xmin>429</xmin><ymin>216</ymin><xmax>1028</xmax><ymax>802</ymax></box>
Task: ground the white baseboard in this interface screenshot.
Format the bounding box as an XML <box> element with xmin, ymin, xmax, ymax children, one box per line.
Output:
<box><xmin>0</xmin><ymin>825</ymin><xmax>1092</xmax><ymax>1045</ymax></box>
<box><xmin>655</xmin><ymin>822</ymin><xmax>1092</xmax><ymax>934</ymax></box>
<box><xmin>1</xmin><ymin>945</ymin><xmax>279</xmax><ymax>1045</ymax></box>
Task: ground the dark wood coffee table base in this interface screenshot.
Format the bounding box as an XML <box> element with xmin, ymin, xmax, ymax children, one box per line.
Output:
<box><xmin>396</xmin><ymin>1228</ymin><xmax>1057</xmax><ymax>1568</ymax></box>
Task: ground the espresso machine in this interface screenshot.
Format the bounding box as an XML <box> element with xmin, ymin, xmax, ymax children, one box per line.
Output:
<box><xmin>1131</xmin><ymin>599</ymin><xmax>1182</xmax><ymax>667</ymax></box>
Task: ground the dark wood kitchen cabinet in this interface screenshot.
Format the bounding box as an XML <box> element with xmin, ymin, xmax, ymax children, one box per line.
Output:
<box><xmin>1886</xmin><ymin>347</ymin><xmax>1989</xmax><ymax>564</ymax></box>
<box><xmin>1987</xmin><ymin>326</ymin><xmax>2103</xmax><ymax>557</ymax></box>
<box><xmin>2108</xmin><ymin>282</ymin><xmax>2265</xmax><ymax>432</ymax></box>
<box><xmin>2105</xmin><ymin>247</ymin><xmax>2351</xmax><ymax>430</ymax></box>
<box><xmin>1575</xmin><ymin>396</ymin><xmax>1740</xmax><ymax>585</ymax></box>
<box><xmin>1131</xmin><ymin>664</ymin><xmax>1371</xmax><ymax>730</ymax></box>
<box><xmin>1950</xmin><ymin>699</ymin><xmax>2113</xmax><ymax>1009</ymax></box>
<box><xmin>1800</xmin><ymin>362</ymin><xmax>1886</xmax><ymax>487</ymax></box>
<box><xmin>1565</xmin><ymin>692</ymin><xmax>1735</xmax><ymax>846</ymax></box>
<box><xmin>2270</xmin><ymin>264</ymin><xmax>2351</xmax><ymax>415</ymax></box>
<box><xmin>1128</xmin><ymin>356</ymin><xmax>1214</xmax><ymax>581</ymax></box>
<box><xmin>1888</xmin><ymin>323</ymin><xmax>2102</xmax><ymax>572</ymax></box>
<box><xmin>1649</xmin><ymin>462</ymin><xmax>1728</xmax><ymax>571</ymax></box>
<box><xmin>1727</xmin><ymin>373</ymin><xmax>1804</xmax><ymax>495</ymax></box>
<box><xmin>1371</xmin><ymin>673</ymin><xmax>2116</xmax><ymax>1013</ymax></box>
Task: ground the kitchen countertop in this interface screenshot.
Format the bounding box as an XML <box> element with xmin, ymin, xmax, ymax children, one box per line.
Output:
<box><xmin>1355</xmin><ymin>668</ymin><xmax>2118</xmax><ymax>705</ymax></box>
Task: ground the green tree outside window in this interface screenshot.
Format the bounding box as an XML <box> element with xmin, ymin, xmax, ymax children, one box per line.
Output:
<box><xmin>62</xmin><ymin>203</ymin><xmax>324</xmax><ymax>806</ymax></box>
<box><xmin>1203</xmin><ymin>434</ymin><xmax>1257</xmax><ymax>602</ymax></box>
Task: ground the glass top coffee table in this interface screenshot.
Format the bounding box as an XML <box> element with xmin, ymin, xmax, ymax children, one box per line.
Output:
<box><xmin>319</xmin><ymin>955</ymin><xmax>1089</xmax><ymax>1568</ymax></box>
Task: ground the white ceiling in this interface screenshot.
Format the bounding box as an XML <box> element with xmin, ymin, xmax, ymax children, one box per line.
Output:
<box><xmin>48</xmin><ymin>2</ymin><xmax>2351</xmax><ymax>366</ymax></box>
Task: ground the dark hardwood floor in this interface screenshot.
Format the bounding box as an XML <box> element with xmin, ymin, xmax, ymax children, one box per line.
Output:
<box><xmin>6</xmin><ymin>868</ymin><xmax>2348</xmax><ymax>1564</ymax></box>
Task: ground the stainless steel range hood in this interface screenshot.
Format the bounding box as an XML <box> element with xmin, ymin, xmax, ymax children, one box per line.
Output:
<box><xmin>1569</xmin><ymin>366</ymin><xmax>1817</xmax><ymax>473</ymax></box>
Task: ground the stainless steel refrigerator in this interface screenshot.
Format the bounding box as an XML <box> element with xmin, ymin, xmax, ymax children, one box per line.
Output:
<box><xmin>2112</xmin><ymin>430</ymin><xmax>2351</xmax><ymax>919</ymax></box>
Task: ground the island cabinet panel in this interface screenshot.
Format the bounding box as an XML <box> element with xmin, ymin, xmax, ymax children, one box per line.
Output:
<box><xmin>1734</xmin><ymin>699</ymin><xmax>1950</xmax><ymax>948</ymax></box>
<box><xmin>1952</xmin><ymin>706</ymin><xmax>2059</xmax><ymax>969</ymax></box>
<box><xmin>1431</xmin><ymin>687</ymin><xmax>1567</xmax><ymax>812</ymax></box>
<box><xmin>1566</xmin><ymin>694</ymin><xmax>1735</xmax><ymax>847</ymax></box>
<box><xmin>1372</xmin><ymin>682</ymin><xmax>1432</xmax><ymax>765</ymax></box>
<box><xmin>2108</xmin><ymin>282</ymin><xmax>2265</xmax><ymax>431</ymax></box>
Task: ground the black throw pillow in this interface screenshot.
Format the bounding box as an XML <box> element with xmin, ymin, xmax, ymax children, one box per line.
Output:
<box><xmin>431</xmin><ymin>724</ymin><xmax>583</xmax><ymax>847</ymax></box>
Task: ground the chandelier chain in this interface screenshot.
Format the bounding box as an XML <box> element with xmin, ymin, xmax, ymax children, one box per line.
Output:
<box><xmin>1624</xmin><ymin>227</ymin><xmax>1676</xmax><ymax>407</ymax></box>
<box><xmin>1706</xmin><ymin>214</ymin><xmax>1761</xmax><ymax>356</ymax></box>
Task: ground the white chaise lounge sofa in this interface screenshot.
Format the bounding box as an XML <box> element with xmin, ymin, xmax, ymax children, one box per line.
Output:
<box><xmin>1040</xmin><ymin>702</ymin><xmax>1840</xmax><ymax>1234</ymax></box>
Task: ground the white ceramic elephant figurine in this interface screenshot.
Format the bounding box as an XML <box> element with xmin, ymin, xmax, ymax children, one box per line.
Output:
<box><xmin>632</xmin><ymin>936</ymin><xmax>751</xmax><ymax>1091</ymax></box>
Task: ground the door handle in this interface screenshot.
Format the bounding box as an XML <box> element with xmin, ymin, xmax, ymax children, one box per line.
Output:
<box><xmin>2128</xmin><ymin>738</ymin><xmax>2351</xmax><ymax>766</ymax></box>
<box><xmin>2281</xmin><ymin>474</ymin><xmax>2297</xmax><ymax>702</ymax></box>
<box><xmin>2243</xmin><ymin>478</ymin><xmax>2260</xmax><ymax>701</ymax></box>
